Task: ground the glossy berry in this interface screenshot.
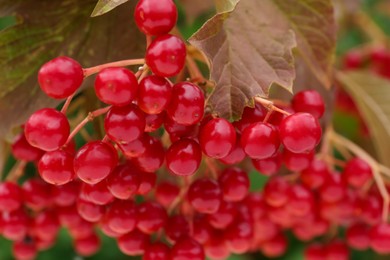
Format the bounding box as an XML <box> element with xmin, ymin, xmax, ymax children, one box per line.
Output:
<box><xmin>146</xmin><ymin>34</ymin><xmax>186</xmax><ymax>77</ymax></box>
<box><xmin>166</xmin><ymin>138</ymin><xmax>202</xmax><ymax>176</ymax></box>
<box><xmin>145</xmin><ymin>113</ymin><xmax>165</xmax><ymax>132</ymax></box>
<box><xmin>143</xmin><ymin>242</ymin><xmax>170</xmax><ymax>260</ymax></box>
<box><xmin>77</xmin><ymin>199</ymin><xmax>105</xmax><ymax>223</ymax></box>
<box><xmin>2</xmin><ymin>209</ymin><xmax>29</xmax><ymax>241</ymax></box>
<box><xmin>137</xmin><ymin>171</ymin><xmax>157</xmax><ymax>195</ymax></box>
<box><xmin>346</xmin><ymin>223</ymin><xmax>370</xmax><ymax>250</ymax></box>
<box><xmin>241</xmin><ymin>122</ymin><xmax>280</xmax><ymax>159</ymax></box>
<box><xmin>52</xmin><ymin>181</ymin><xmax>80</xmax><ymax>207</ymax></box>
<box><xmin>166</xmin><ymin>82</ymin><xmax>204</xmax><ymax>126</ymax></box>
<box><xmin>207</xmin><ymin>201</ymin><xmax>237</xmax><ymax>229</ymax></box>
<box><xmin>0</xmin><ymin>182</ymin><xmax>23</xmax><ymax>212</ymax></box>
<box><xmin>119</xmin><ymin>134</ymin><xmax>149</xmax><ymax>158</ymax></box>
<box><xmin>342</xmin><ymin>157</ymin><xmax>372</xmax><ymax>188</ymax></box>
<box><xmin>137</xmin><ymin>201</ymin><xmax>167</xmax><ymax>234</ymax></box>
<box><xmin>107</xmin><ymin>164</ymin><xmax>142</xmax><ymax>199</ymax></box>
<box><xmin>219</xmin><ymin>167</ymin><xmax>249</xmax><ymax>202</ymax></box>
<box><xmin>252</xmin><ymin>152</ymin><xmax>282</xmax><ymax>176</ymax></box>
<box><xmin>283</xmin><ymin>149</ymin><xmax>314</xmax><ymax>172</ymax></box>
<box><xmin>285</xmin><ymin>184</ymin><xmax>314</xmax><ymax>217</ymax></box>
<box><xmin>38</xmin><ymin>149</ymin><xmax>75</xmax><ymax>185</ymax></box>
<box><xmin>138</xmin><ymin>75</ymin><xmax>172</xmax><ymax>114</ymax></box>
<box><xmin>165</xmin><ymin>215</ymin><xmax>190</xmax><ymax>243</ymax></box>
<box><xmin>12</xmin><ymin>239</ymin><xmax>37</xmax><ymax>260</ymax></box>
<box><xmin>263</xmin><ymin>177</ymin><xmax>289</xmax><ymax>207</ymax></box>
<box><xmin>32</xmin><ymin>210</ymin><xmax>60</xmax><ymax>241</ymax></box>
<box><xmin>304</xmin><ymin>243</ymin><xmax>325</xmax><ymax>260</ymax></box>
<box><xmin>74</xmin><ymin>141</ymin><xmax>118</xmax><ymax>184</ymax></box>
<box><xmin>219</xmin><ymin>137</ymin><xmax>246</xmax><ymax>165</ymax></box>
<box><xmin>118</xmin><ymin>229</ymin><xmax>149</xmax><ymax>256</ymax></box>
<box><xmin>164</xmin><ymin>116</ymin><xmax>199</xmax><ymax>139</ymax></box>
<box><xmin>80</xmin><ymin>181</ymin><xmax>114</xmax><ymax>206</ymax></box>
<box><xmin>199</xmin><ymin>118</ymin><xmax>236</xmax><ymax>159</ymax></box>
<box><xmin>24</xmin><ymin>108</ymin><xmax>70</xmax><ymax>152</ymax></box>
<box><xmin>74</xmin><ymin>233</ymin><xmax>101</xmax><ymax>256</ymax></box>
<box><xmin>279</xmin><ymin>112</ymin><xmax>322</xmax><ymax>153</ymax></box>
<box><xmin>325</xmin><ymin>240</ymin><xmax>349</xmax><ymax>260</ymax></box>
<box><xmin>22</xmin><ymin>179</ymin><xmax>52</xmax><ymax>211</ymax></box>
<box><xmin>105</xmin><ymin>200</ymin><xmax>137</xmax><ymax>234</ymax></box>
<box><xmin>370</xmin><ymin>223</ymin><xmax>390</xmax><ymax>254</ymax></box>
<box><xmin>132</xmin><ymin>136</ymin><xmax>164</xmax><ymax>173</ymax></box>
<box><xmin>187</xmin><ymin>178</ymin><xmax>222</xmax><ymax>214</ymax></box>
<box><xmin>225</xmin><ymin>219</ymin><xmax>253</xmax><ymax>254</ymax></box>
<box><xmin>38</xmin><ymin>56</ymin><xmax>83</xmax><ymax>99</ymax></box>
<box><xmin>233</xmin><ymin>103</ymin><xmax>266</xmax><ymax>134</ymax></box>
<box><xmin>291</xmin><ymin>90</ymin><xmax>325</xmax><ymax>119</ymax></box>
<box><xmin>11</xmin><ymin>134</ymin><xmax>44</xmax><ymax>161</ymax></box>
<box><xmin>300</xmin><ymin>159</ymin><xmax>330</xmax><ymax>189</ymax></box>
<box><xmin>170</xmin><ymin>237</ymin><xmax>205</xmax><ymax>260</ymax></box>
<box><xmin>319</xmin><ymin>173</ymin><xmax>346</xmax><ymax>203</ymax></box>
<box><xmin>134</xmin><ymin>0</ymin><xmax>177</xmax><ymax>35</ymax></box>
<box><xmin>104</xmin><ymin>104</ymin><xmax>146</xmax><ymax>144</ymax></box>
<box><xmin>155</xmin><ymin>181</ymin><xmax>180</xmax><ymax>208</ymax></box>
<box><xmin>94</xmin><ymin>67</ymin><xmax>138</xmax><ymax>106</ymax></box>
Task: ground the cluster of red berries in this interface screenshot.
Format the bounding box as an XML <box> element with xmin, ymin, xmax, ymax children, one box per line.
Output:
<box><xmin>1</xmin><ymin>0</ymin><xmax>390</xmax><ymax>260</ymax></box>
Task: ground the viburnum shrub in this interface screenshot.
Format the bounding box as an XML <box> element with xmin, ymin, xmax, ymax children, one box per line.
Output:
<box><xmin>2</xmin><ymin>0</ymin><xmax>390</xmax><ymax>260</ymax></box>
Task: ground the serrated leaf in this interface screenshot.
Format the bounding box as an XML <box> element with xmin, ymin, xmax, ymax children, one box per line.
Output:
<box><xmin>336</xmin><ymin>71</ymin><xmax>390</xmax><ymax>167</ymax></box>
<box><xmin>0</xmin><ymin>0</ymin><xmax>145</xmax><ymax>139</ymax></box>
<box><xmin>190</xmin><ymin>0</ymin><xmax>336</xmax><ymax>120</ymax></box>
<box><xmin>91</xmin><ymin>0</ymin><xmax>129</xmax><ymax>17</ymax></box>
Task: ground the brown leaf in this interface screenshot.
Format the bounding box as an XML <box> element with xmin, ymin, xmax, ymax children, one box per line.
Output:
<box><xmin>179</xmin><ymin>0</ymin><xmax>215</xmax><ymax>22</ymax></box>
<box><xmin>91</xmin><ymin>0</ymin><xmax>129</xmax><ymax>17</ymax></box>
<box><xmin>0</xmin><ymin>1</ymin><xmax>145</xmax><ymax>139</ymax></box>
<box><xmin>336</xmin><ymin>71</ymin><xmax>390</xmax><ymax>167</ymax></box>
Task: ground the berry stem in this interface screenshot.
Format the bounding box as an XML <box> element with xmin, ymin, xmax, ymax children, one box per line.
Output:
<box><xmin>255</xmin><ymin>97</ymin><xmax>291</xmax><ymax>116</ymax></box>
<box><xmin>60</xmin><ymin>93</ymin><xmax>76</xmax><ymax>114</ymax></box>
<box><xmin>204</xmin><ymin>157</ymin><xmax>219</xmax><ymax>179</ymax></box>
<box><xmin>6</xmin><ymin>160</ymin><xmax>27</xmax><ymax>182</ymax></box>
<box><xmin>83</xmin><ymin>58</ymin><xmax>145</xmax><ymax>77</ymax></box>
<box><xmin>330</xmin><ymin>131</ymin><xmax>390</xmax><ymax>222</ymax></box>
<box><xmin>64</xmin><ymin>106</ymin><xmax>112</xmax><ymax>146</ymax></box>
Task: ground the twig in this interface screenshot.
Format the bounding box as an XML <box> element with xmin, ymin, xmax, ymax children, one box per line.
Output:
<box><xmin>254</xmin><ymin>97</ymin><xmax>291</xmax><ymax>116</ymax></box>
<box><xmin>61</xmin><ymin>93</ymin><xmax>76</xmax><ymax>114</ymax></box>
<box><xmin>83</xmin><ymin>58</ymin><xmax>145</xmax><ymax>77</ymax></box>
<box><xmin>6</xmin><ymin>160</ymin><xmax>27</xmax><ymax>182</ymax></box>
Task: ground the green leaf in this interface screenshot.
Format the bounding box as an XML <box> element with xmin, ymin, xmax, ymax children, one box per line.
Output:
<box><xmin>91</xmin><ymin>0</ymin><xmax>129</xmax><ymax>17</ymax></box>
<box><xmin>189</xmin><ymin>0</ymin><xmax>336</xmax><ymax>120</ymax></box>
<box><xmin>0</xmin><ymin>0</ymin><xmax>145</xmax><ymax>139</ymax></box>
<box><xmin>336</xmin><ymin>71</ymin><xmax>390</xmax><ymax>167</ymax></box>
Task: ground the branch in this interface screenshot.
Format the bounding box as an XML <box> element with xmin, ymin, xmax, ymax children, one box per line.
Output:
<box><xmin>83</xmin><ymin>58</ymin><xmax>145</xmax><ymax>77</ymax></box>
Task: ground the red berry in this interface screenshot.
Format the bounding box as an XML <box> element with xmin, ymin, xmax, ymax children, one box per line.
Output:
<box><xmin>285</xmin><ymin>184</ymin><xmax>314</xmax><ymax>217</ymax></box>
<box><xmin>233</xmin><ymin>103</ymin><xmax>266</xmax><ymax>134</ymax></box>
<box><xmin>104</xmin><ymin>104</ymin><xmax>146</xmax><ymax>144</ymax></box>
<box><xmin>166</xmin><ymin>138</ymin><xmax>202</xmax><ymax>176</ymax></box>
<box><xmin>11</xmin><ymin>134</ymin><xmax>44</xmax><ymax>161</ymax></box>
<box><xmin>74</xmin><ymin>232</ymin><xmax>101</xmax><ymax>256</ymax></box>
<box><xmin>252</xmin><ymin>151</ymin><xmax>282</xmax><ymax>176</ymax></box>
<box><xmin>22</xmin><ymin>178</ymin><xmax>52</xmax><ymax>211</ymax></box>
<box><xmin>80</xmin><ymin>181</ymin><xmax>114</xmax><ymax>206</ymax></box>
<box><xmin>304</xmin><ymin>243</ymin><xmax>325</xmax><ymax>260</ymax></box>
<box><xmin>74</xmin><ymin>141</ymin><xmax>118</xmax><ymax>184</ymax></box>
<box><xmin>291</xmin><ymin>90</ymin><xmax>325</xmax><ymax>119</ymax></box>
<box><xmin>94</xmin><ymin>67</ymin><xmax>138</xmax><ymax>106</ymax></box>
<box><xmin>343</xmin><ymin>50</ymin><xmax>364</xmax><ymax>70</ymax></box>
<box><xmin>166</xmin><ymin>82</ymin><xmax>204</xmax><ymax>126</ymax></box>
<box><xmin>319</xmin><ymin>173</ymin><xmax>346</xmax><ymax>203</ymax></box>
<box><xmin>52</xmin><ymin>181</ymin><xmax>80</xmax><ymax>207</ymax></box>
<box><xmin>132</xmin><ymin>136</ymin><xmax>165</xmax><ymax>172</ymax></box>
<box><xmin>207</xmin><ymin>201</ymin><xmax>237</xmax><ymax>229</ymax></box>
<box><xmin>187</xmin><ymin>178</ymin><xmax>222</xmax><ymax>214</ymax></box>
<box><xmin>32</xmin><ymin>210</ymin><xmax>60</xmax><ymax>241</ymax></box>
<box><xmin>0</xmin><ymin>181</ymin><xmax>23</xmax><ymax>212</ymax></box>
<box><xmin>204</xmin><ymin>233</ymin><xmax>230</xmax><ymax>260</ymax></box>
<box><xmin>165</xmin><ymin>215</ymin><xmax>190</xmax><ymax>243</ymax></box>
<box><xmin>138</xmin><ymin>75</ymin><xmax>172</xmax><ymax>114</ymax></box>
<box><xmin>2</xmin><ymin>209</ymin><xmax>29</xmax><ymax>241</ymax></box>
<box><xmin>191</xmin><ymin>215</ymin><xmax>213</xmax><ymax>244</ymax></box>
<box><xmin>170</xmin><ymin>237</ymin><xmax>205</xmax><ymax>260</ymax></box>
<box><xmin>279</xmin><ymin>112</ymin><xmax>322</xmax><ymax>153</ymax></box>
<box><xmin>134</xmin><ymin>0</ymin><xmax>177</xmax><ymax>36</ymax></box>
<box><xmin>12</xmin><ymin>239</ymin><xmax>37</xmax><ymax>260</ymax></box>
<box><xmin>143</xmin><ymin>242</ymin><xmax>170</xmax><ymax>260</ymax></box>
<box><xmin>155</xmin><ymin>181</ymin><xmax>180</xmax><ymax>208</ymax></box>
<box><xmin>24</xmin><ymin>108</ymin><xmax>70</xmax><ymax>152</ymax></box>
<box><xmin>199</xmin><ymin>118</ymin><xmax>236</xmax><ymax>159</ymax></box>
<box><xmin>300</xmin><ymin>159</ymin><xmax>330</xmax><ymax>189</ymax></box>
<box><xmin>346</xmin><ymin>223</ymin><xmax>370</xmax><ymax>250</ymax></box>
<box><xmin>343</xmin><ymin>157</ymin><xmax>372</xmax><ymax>188</ymax></box>
<box><xmin>325</xmin><ymin>240</ymin><xmax>349</xmax><ymax>260</ymax></box>
<box><xmin>77</xmin><ymin>199</ymin><xmax>105</xmax><ymax>223</ymax></box>
<box><xmin>118</xmin><ymin>229</ymin><xmax>149</xmax><ymax>256</ymax></box>
<box><xmin>219</xmin><ymin>167</ymin><xmax>249</xmax><ymax>202</ymax></box>
<box><xmin>105</xmin><ymin>200</ymin><xmax>137</xmax><ymax>234</ymax></box>
<box><xmin>146</xmin><ymin>34</ymin><xmax>186</xmax><ymax>77</ymax></box>
<box><xmin>283</xmin><ymin>149</ymin><xmax>314</xmax><ymax>172</ymax></box>
<box><xmin>261</xmin><ymin>233</ymin><xmax>288</xmax><ymax>257</ymax></box>
<box><xmin>241</xmin><ymin>122</ymin><xmax>280</xmax><ymax>159</ymax></box>
<box><xmin>370</xmin><ymin>223</ymin><xmax>390</xmax><ymax>254</ymax></box>
<box><xmin>38</xmin><ymin>149</ymin><xmax>75</xmax><ymax>185</ymax></box>
<box><xmin>164</xmin><ymin>116</ymin><xmax>199</xmax><ymax>139</ymax></box>
<box><xmin>137</xmin><ymin>171</ymin><xmax>156</xmax><ymax>195</ymax></box>
<box><xmin>225</xmin><ymin>219</ymin><xmax>253</xmax><ymax>254</ymax></box>
<box><xmin>219</xmin><ymin>137</ymin><xmax>246</xmax><ymax>165</ymax></box>
<box><xmin>145</xmin><ymin>113</ymin><xmax>165</xmax><ymax>132</ymax></box>
<box><xmin>263</xmin><ymin>177</ymin><xmax>289</xmax><ymax>207</ymax></box>
<box><xmin>119</xmin><ymin>133</ymin><xmax>149</xmax><ymax>158</ymax></box>
<box><xmin>137</xmin><ymin>201</ymin><xmax>167</xmax><ymax>234</ymax></box>
<box><xmin>38</xmin><ymin>56</ymin><xmax>83</xmax><ymax>99</ymax></box>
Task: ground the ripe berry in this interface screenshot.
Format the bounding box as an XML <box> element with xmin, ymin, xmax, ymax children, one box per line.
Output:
<box><xmin>105</xmin><ymin>200</ymin><xmax>137</xmax><ymax>234</ymax></box>
<box><xmin>304</xmin><ymin>243</ymin><xmax>325</xmax><ymax>260</ymax></box>
<box><xmin>80</xmin><ymin>181</ymin><xmax>114</xmax><ymax>206</ymax></box>
<box><xmin>146</xmin><ymin>34</ymin><xmax>186</xmax><ymax>77</ymax></box>
<box><xmin>233</xmin><ymin>103</ymin><xmax>266</xmax><ymax>134</ymax></box>
<box><xmin>241</xmin><ymin>122</ymin><xmax>280</xmax><ymax>159</ymax></box>
<box><xmin>319</xmin><ymin>173</ymin><xmax>346</xmax><ymax>203</ymax></box>
<box><xmin>343</xmin><ymin>50</ymin><xmax>364</xmax><ymax>70</ymax></box>
<box><xmin>279</xmin><ymin>112</ymin><xmax>322</xmax><ymax>153</ymax></box>
<box><xmin>219</xmin><ymin>167</ymin><xmax>249</xmax><ymax>202</ymax></box>
<box><xmin>132</xmin><ymin>136</ymin><xmax>165</xmax><ymax>173</ymax></box>
<box><xmin>74</xmin><ymin>233</ymin><xmax>101</xmax><ymax>256</ymax></box>
<box><xmin>38</xmin><ymin>56</ymin><xmax>83</xmax><ymax>99</ymax></box>
<box><xmin>155</xmin><ymin>181</ymin><xmax>180</xmax><ymax>208</ymax></box>
<box><xmin>207</xmin><ymin>201</ymin><xmax>237</xmax><ymax>229</ymax></box>
<box><xmin>219</xmin><ymin>137</ymin><xmax>246</xmax><ymax>165</ymax></box>
<box><xmin>12</xmin><ymin>239</ymin><xmax>37</xmax><ymax>260</ymax></box>
<box><xmin>225</xmin><ymin>219</ymin><xmax>253</xmax><ymax>254</ymax></box>
<box><xmin>11</xmin><ymin>134</ymin><xmax>44</xmax><ymax>161</ymax></box>
<box><xmin>252</xmin><ymin>151</ymin><xmax>282</xmax><ymax>176</ymax></box>
<box><xmin>300</xmin><ymin>159</ymin><xmax>330</xmax><ymax>189</ymax></box>
<box><xmin>283</xmin><ymin>149</ymin><xmax>314</xmax><ymax>172</ymax></box>
<box><xmin>52</xmin><ymin>181</ymin><xmax>80</xmax><ymax>207</ymax></box>
<box><xmin>342</xmin><ymin>157</ymin><xmax>372</xmax><ymax>188</ymax></box>
<box><xmin>32</xmin><ymin>210</ymin><xmax>60</xmax><ymax>241</ymax></box>
<box><xmin>22</xmin><ymin>179</ymin><xmax>52</xmax><ymax>211</ymax></box>
<box><xmin>191</xmin><ymin>215</ymin><xmax>213</xmax><ymax>244</ymax></box>
<box><xmin>204</xmin><ymin>233</ymin><xmax>230</xmax><ymax>260</ymax></box>
<box><xmin>285</xmin><ymin>184</ymin><xmax>314</xmax><ymax>217</ymax></box>
<box><xmin>166</xmin><ymin>138</ymin><xmax>202</xmax><ymax>176</ymax></box>
<box><xmin>165</xmin><ymin>215</ymin><xmax>190</xmax><ymax>242</ymax></box>
<box><xmin>145</xmin><ymin>113</ymin><xmax>165</xmax><ymax>132</ymax></box>
<box><xmin>24</xmin><ymin>108</ymin><xmax>70</xmax><ymax>152</ymax></box>
<box><xmin>136</xmin><ymin>201</ymin><xmax>167</xmax><ymax>234</ymax></box>
<box><xmin>134</xmin><ymin>0</ymin><xmax>177</xmax><ymax>35</ymax></box>
<box><xmin>104</xmin><ymin>104</ymin><xmax>146</xmax><ymax>144</ymax></box>
<box><xmin>0</xmin><ymin>181</ymin><xmax>23</xmax><ymax>212</ymax></box>
<box><xmin>38</xmin><ymin>149</ymin><xmax>75</xmax><ymax>185</ymax></box>
<box><xmin>144</xmin><ymin>242</ymin><xmax>170</xmax><ymax>260</ymax></box>
<box><xmin>346</xmin><ymin>223</ymin><xmax>370</xmax><ymax>250</ymax></box>
<box><xmin>261</xmin><ymin>233</ymin><xmax>288</xmax><ymax>257</ymax></box>
<box><xmin>170</xmin><ymin>237</ymin><xmax>205</xmax><ymax>260</ymax></box>
<box><xmin>291</xmin><ymin>90</ymin><xmax>325</xmax><ymax>119</ymax></box>
<box><xmin>77</xmin><ymin>199</ymin><xmax>105</xmax><ymax>223</ymax></box>
<box><xmin>370</xmin><ymin>223</ymin><xmax>390</xmax><ymax>254</ymax></box>
<box><xmin>199</xmin><ymin>118</ymin><xmax>236</xmax><ymax>159</ymax></box>
<box><xmin>187</xmin><ymin>178</ymin><xmax>222</xmax><ymax>214</ymax></box>
<box><xmin>119</xmin><ymin>133</ymin><xmax>149</xmax><ymax>158</ymax></box>
<box><xmin>325</xmin><ymin>240</ymin><xmax>349</xmax><ymax>260</ymax></box>
<box><xmin>164</xmin><ymin>116</ymin><xmax>199</xmax><ymax>139</ymax></box>
<box><xmin>94</xmin><ymin>67</ymin><xmax>138</xmax><ymax>106</ymax></box>
<box><xmin>118</xmin><ymin>229</ymin><xmax>149</xmax><ymax>256</ymax></box>
<box><xmin>138</xmin><ymin>75</ymin><xmax>172</xmax><ymax>114</ymax></box>
<box><xmin>137</xmin><ymin>171</ymin><xmax>156</xmax><ymax>195</ymax></box>
<box><xmin>166</xmin><ymin>82</ymin><xmax>204</xmax><ymax>126</ymax></box>
<box><xmin>2</xmin><ymin>209</ymin><xmax>29</xmax><ymax>241</ymax></box>
<box><xmin>263</xmin><ymin>177</ymin><xmax>289</xmax><ymax>207</ymax></box>
<box><xmin>74</xmin><ymin>141</ymin><xmax>118</xmax><ymax>185</ymax></box>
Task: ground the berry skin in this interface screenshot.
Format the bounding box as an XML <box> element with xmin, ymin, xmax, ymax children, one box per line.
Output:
<box><xmin>2</xmin><ymin>209</ymin><xmax>29</xmax><ymax>241</ymax></box>
<box><xmin>38</xmin><ymin>56</ymin><xmax>84</xmax><ymax>99</ymax></box>
<box><xmin>77</xmin><ymin>199</ymin><xmax>105</xmax><ymax>223</ymax></box>
<box><xmin>241</xmin><ymin>122</ymin><xmax>280</xmax><ymax>159</ymax></box>
<box><xmin>225</xmin><ymin>219</ymin><xmax>253</xmax><ymax>254</ymax></box>
<box><xmin>285</xmin><ymin>184</ymin><xmax>314</xmax><ymax>217</ymax></box>
<box><xmin>74</xmin><ymin>141</ymin><xmax>118</xmax><ymax>185</ymax></box>
<box><xmin>74</xmin><ymin>233</ymin><xmax>101</xmax><ymax>257</ymax></box>
<box><xmin>38</xmin><ymin>149</ymin><xmax>75</xmax><ymax>185</ymax></box>
<box><xmin>12</xmin><ymin>239</ymin><xmax>37</xmax><ymax>260</ymax></box>
<box><xmin>346</xmin><ymin>223</ymin><xmax>370</xmax><ymax>250</ymax></box>
<box><xmin>283</xmin><ymin>149</ymin><xmax>314</xmax><ymax>172</ymax></box>
<box><xmin>207</xmin><ymin>201</ymin><xmax>237</xmax><ymax>229</ymax></box>
<box><xmin>143</xmin><ymin>242</ymin><xmax>170</xmax><ymax>260</ymax></box>
<box><xmin>319</xmin><ymin>173</ymin><xmax>346</xmax><ymax>203</ymax></box>
<box><xmin>252</xmin><ymin>151</ymin><xmax>282</xmax><ymax>176</ymax></box>
<box><xmin>291</xmin><ymin>90</ymin><xmax>325</xmax><ymax>119</ymax></box>
<box><xmin>166</xmin><ymin>138</ymin><xmax>202</xmax><ymax>176</ymax></box>
<box><xmin>300</xmin><ymin>159</ymin><xmax>330</xmax><ymax>189</ymax></box>
<box><xmin>134</xmin><ymin>0</ymin><xmax>177</xmax><ymax>36</ymax></box>
<box><xmin>219</xmin><ymin>137</ymin><xmax>246</xmax><ymax>165</ymax></box>
<box><xmin>105</xmin><ymin>200</ymin><xmax>137</xmax><ymax>234</ymax></box>
<box><xmin>52</xmin><ymin>181</ymin><xmax>80</xmax><ymax>207</ymax></box>
<box><xmin>219</xmin><ymin>167</ymin><xmax>249</xmax><ymax>202</ymax></box>
<box><xmin>155</xmin><ymin>181</ymin><xmax>180</xmax><ymax>208</ymax></box>
<box><xmin>263</xmin><ymin>177</ymin><xmax>289</xmax><ymax>207</ymax></box>
<box><xmin>145</xmin><ymin>113</ymin><xmax>165</xmax><ymax>132</ymax></box>
<box><xmin>104</xmin><ymin>104</ymin><xmax>146</xmax><ymax>144</ymax></box>
<box><xmin>137</xmin><ymin>75</ymin><xmax>172</xmax><ymax>114</ymax></box>
<box><xmin>370</xmin><ymin>223</ymin><xmax>390</xmax><ymax>254</ymax></box>
<box><xmin>165</xmin><ymin>215</ymin><xmax>190</xmax><ymax>243</ymax></box>
<box><xmin>137</xmin><ymin>171</ymin><xmax>157</xmax><ymax>195</ymax></box>
<box><xmin>325</xmin><ymin>240</ymin><xmax>349</xmax><ymax>260</ymax></box>
<box><xmin>24</xmin><ymin>108</ymin><xmax>70</xmax><ymax>152</ymax></box>
<box><xmin>199</xmin><ymin>118</ymin><xmax>236</xmax><ymax>159</ymax></box>
<box><xmin>166</xmin><ymin>82</ymin><xmax>205</xmax><ymax>126</ymax></box>
<box><xmin>233</xmin><ymin>103</ymin><xmax>266</xmax><ymax>134</ymax></box>
<box><xmin>146</xmin><ymin>34</ymin><xmax>186</xmax><ymax>77</ymax></box>
<box><xmin>170</xmin><ymin>237</ymin><xmax>205</xmax><ymax>260</ymax></box>
<box><xmin>132</xmin><ymin>136</ymin><xmax>165</xmax><ymax>173</ymax></box>
<box><xmin>187</xmin><ymin>178</ymin><xmax>222</xmax><ymax>214</ymax></box>
<box><xmin>0</xmin><ymin>182</ymin><xmax>23</xmax><ymax>212</ymax></box>
<box><xmin>32</xmin><ymin>210</ymin><xmax>60</xmax><ymax>241</ymax></box>
<box><xmin>136</xmin><ymin>201</ymin><xmax>167</xmax><ymax>234</ymax></box>
<box><xmin>279</xmin><ymin>112</ymin><xmax>322</xmax><ymax>153</ymax></box>
<box><xmin>22</xmin><ymin>179</ymin><xmax>53</xmax><ymax>211</ymax></box>
<box><xmin>118</xmin><ymin>229</ymin><xmax>149</xmax><ymax>256</ymax></box>
<box><xmin>11</xmin><ymin>134</ymin><xmax>44</xmax><ymax>161</ymax></box>
<box><xmin>342</xmin><ymin>157</ymin><xmax>372</xmax><ymax>188</ymax></box>
<box><xmin>304</xmin><ymin>243</ymin><xmax>325</xmax><ymax>260</ymax></box>
<box><xmin>80</xmin><ymin>181</ymin><xmax>114</xmax><ymax>206</ymax></box>
<box><xmin>94</xmin><ymin>67</ymin><xmax>138</xmax><ymax>106</ymax></box>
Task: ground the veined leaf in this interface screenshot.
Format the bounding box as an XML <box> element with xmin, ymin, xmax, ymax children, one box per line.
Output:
<box><xmin>91</xmin><ymin>0</ymin><xmax>129</xmax><ymax>17</ymax></box>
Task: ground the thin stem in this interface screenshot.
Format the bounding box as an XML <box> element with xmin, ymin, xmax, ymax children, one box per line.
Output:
<box><xmin>186</xmin><ymin>56</ymin><xmax>205</xmax><ymax>82</ymax></box>
<box><xmin>137</xmin><ymin>66</ymin><xmax>150</xmax><ymax>83</ymax></box>
<box><xmin>61</xmin><ymin>93</ymin><xmax>76</xmax><ymax>114</ymax></box>
<box><xmin>6</xmin><ymin>160</ymin><xmax>27</xmax><ymax>182</ymax></box>
<box><xmin>146</xmin><ymin>35</ymin><xmax>153</xmax><ymax>48</ymax></box>
<box><xmin>64</xmin><ymin>106</ymin><xmax>112</xmax><ymax>146</ymax></box>
<box><xmin>83</xmin><ymin>58</ymin><xmax>145</xmax><ymax>77</ymax></box>
<box><xmin>204</xmin><ymin>157</ymin><xmax>219</xmax><ymax>179</ymax></box>
<box><xmin>263</xmin><ymin>110</ymin><xmax>273</xmax><ymax>123</ymax></box>
<box><xmin>330</xmin><ymin>131</ymin><xmax>389</xmax><ymax>222</ymax></box>
<box><xmin>255</xmin><ymin>97</ymin><xmax>291</xmax><ymax>116</ymax></box>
